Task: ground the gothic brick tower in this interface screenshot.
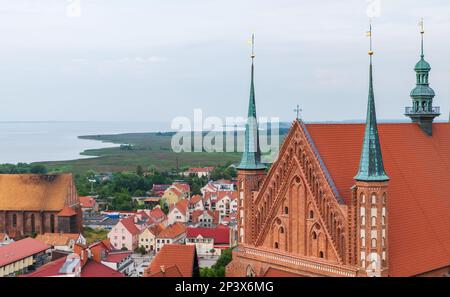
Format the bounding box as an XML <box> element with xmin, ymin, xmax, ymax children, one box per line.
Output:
<box><xmin>237</xmin><ymin>35</ymin><xmax>266</xmax><ymax>246</ymax></box>
<box><xmin>354</xmin><ymin>25</ymin><xmax>389</xmax><ymax>277</ymax></box>
<box><xmin>405</xmin><ymin>20</ymin><xmax>440</xmax><ymax>136</ymax></box>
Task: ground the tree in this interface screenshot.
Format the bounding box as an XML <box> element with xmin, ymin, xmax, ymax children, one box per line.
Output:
<box><xmin>200</xmin><ymin>248</ymin><xmax>233</xmax><ymax>277</ymax></box>
<box><xmin>30</xmin><ymin>164</ymin><xmax>48</xmax><ymax>174</ymax></box>
<box><xmin>136</xmin><ymin>165</ymin><xmax>144</xmax><ymax>177</ymax></box>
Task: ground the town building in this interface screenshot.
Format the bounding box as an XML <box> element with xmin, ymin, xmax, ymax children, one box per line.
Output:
<box><xmin>226</xmin><ymin>28</ymin><xmax>450</xmax><ymax>277</ymax></box>
<box><xmin>35</xmin><ymin>233</ymin><xmax>86</xmax><ymax>252</ymax></box>
<box><xmin>215</xmin><ymin>191</ymin><xmax>238</xmax><ymax>218</ymax></box>
<box><xmin>183</xmin><ymin>167</ymin><xmax>214</xmax><ymax>178</ymax></box>
<box><xmin>155</xmin><ymin>222</ymin><xmax>186</xmax><ymax>253</ymax></box>
<box><xmin>79</xmin><ymin>196</ymin><xmax>99</xmax><ymax>213</ymax></box>
<box><xmin>167</xmin><ymin>199</ymin><xmax>189</xmax><ymax>225</ymax></box>
<box><xmin>101</xmin><ymin>251</ymin><xmax>135</xmax><ymax>276</ymax></box>
<box><xmin>144</xmin><ymin>244</ymin><xmax>199</xmax><ymax>277</ymax></box>
<box><xmin>0</xmin><ymin>174</ymin><xmax>82</xmax><ymax>239</ymax></box>
<box><xmin>188</xmin><ymin>195</ymin><xmax>204</xmax><ymax>213</ymax></box>
<box><xmin>0</xmin><ymin>237</ymin><xmax>50</xmax><ymax>277</ymax></box>
<box><xmin>138</xmin><ymin>224</ymin><xmax>165</xmax><ymax>253</ymax></box>
<box><xmin>186</xmin><ymin>226</ymin><xmax>231</xmax><ymax>256</ymax></box>
<box><xmin>191</xmin><ymin>210</ymin><xmax>220</xmax><ymax>228</ymax></box>
<box><xmin>108</xmin><ymin>216</ymin><xmax>140</xmax><ymax>251</ymax></box>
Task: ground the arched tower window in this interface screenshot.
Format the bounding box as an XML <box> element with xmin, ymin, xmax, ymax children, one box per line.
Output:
<box><xmin>371</xmin><ymin>194</ymin><xmax>377</xmax><ymax>205</ymax></box>
<box><xmin>280</xmin><ymin>227</ymin><xmax>284</xmax><ymax>234</ymax></box>
<box><xmin>371</xmin><ymin>216</ymin><xmax>377</xmax><ymax>226</ymax></box>
<box><xmin>309</xmin><ymin>210</ymin><xmax>314</xmax><ymax>219</ymax></box>
<box><xmin>361</xmin><ymin>215</ymin><xmax>366</xmax><ymax>226</ymax></box>
<box><xmin>371</xmin><ymin>238</ymin><xmax>377</xmax><ymax>248</ymax></box>
<box><xmin>31</xmin><ymin>214</ymin><xmax>36</xmax><ymax>233</ymax></box>
<box><xmin>312</xmin><ymin>231</ymin><xmax>317</xmax><ymax>240</ymax></box>
<box><xmin>50</xmin><ymin>214</ymin><xmax>55</xmax><ymax>233</ymax></box>
<box><xmin>274</xmin><ymin>242</ymin><xmax>279</xmax><ymax>249</ymax></box>
<box><xmin>319</xmin><ymin>251</ymin><xmax>324</xmax><ymax>258</ymax></box>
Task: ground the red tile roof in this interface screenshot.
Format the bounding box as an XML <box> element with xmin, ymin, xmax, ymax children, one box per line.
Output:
<box><xmin>0</xmin><ymin>238</ymin><xmax>50</xmax><ymax>267</ymax></box>
<box><xmin>57</xmin><ymin>205</ymin><xmax>77</xmax><ymax>217</ymax></box>
<box><xmin>173</xmin><ymin>182</ymin><xmax>190</xmax><ymax>193</ymax></box>
<box><xmin>170</xmin><ymin>199</ymin><xmax>189</xmax><ymax>215</ymax></box>
<box><xmin>79</xmin><ymin>196</ymin><xmax>96</xmax><ymax>208</ymax></box>
<box><xmin>147</xmin><ymin>244</ymin><xmax>196</xmax><ymax>277</ymax></box>
<box><xmin>306</xmin><ymin>122</ymin><xmax>450</xmax><ymax>277</ymax></box>
<box><xmin>119</xmin><ymin>216</ymin><xmax>140</xmax><ymax>236</ymax></box>
<box><xmin>104</xmin><ymin>252</ymin><xmax>132</xmax><ymax>263</ymax></box>
<box><xmin>217</xmin><ymin>191</ymin><xmax>238</xmax><ymax>202</ymax></box>
<box><xmin>24</xmin><ymin>256</ymin><xmax>67</xmax><ymax>277</ymax></box>
<box><xmin>81</xmin><ymin>260</ymin><xmax>124</xmax><ymax>277</ymax></box>
<box><xmin>158</xmin><ymin>222</ymin><xmax>186</xmax><ymax>239</ymax></box>
<box><xmin>150</xmin><ymin>207</ymin><xmax>166</xmax><ymax>220</ymax></box>
<box><xmin>186</xmin><ymin>227</ymin><xmax>230</xmax><ymax>244</ymax></box>
<box><xmin>189</xmin><ymin>195</ymin><xmax>203</xmax><ymax>206</ymax></box>
<box><xmin>148</xmin><ymin>265</ymin><xmax>183</xmax><ymax>277</ymax></box>
<box><xmin>191</xmin><ymin>210</ymin><xmax>220</xmax><ymax>225</ymax></box>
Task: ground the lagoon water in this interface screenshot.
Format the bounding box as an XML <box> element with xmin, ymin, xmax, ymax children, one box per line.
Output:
<box><xmin>0</xmin><ymin>121</ymin><xmax>170</xmax><ymax>164</ymax></box>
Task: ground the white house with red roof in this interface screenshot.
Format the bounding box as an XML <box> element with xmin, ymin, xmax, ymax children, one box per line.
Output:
<box><xmin>186</xmin><ymin>226</ymin><xmax>231</xmax><ymax>256</ymax></box>
<box><xmin>108</xmin><ymin>216</ymin><xmax>141</xmax><ymax>251</ymax></box>
<box><xmin>0</xmin><ymin>237</ymin><xmax>50</xmax><ymax>277</ymax></box>
<box><xmin>101</xmin><ymin>251</ymin><xmax>135</xmax><ymax>276</ymax></box>
<box><xmin>148</xmin><ymin>206</ymin><xmax>168</xmax><ymax>226</ymax></box>
<box><xmin>79</xmin><ymin>196</ymin><xmax>99</xmax><ymax>212</ymax></box>
<box><xmin>215</xmin><ymin>191</ymin><xmax>238</xmax><ymax>217</ymax></box>
<box><xmin>155</xmin><ymin>222</ymin><xmax>186</xmax><ymax>253</ymax></box>
<box><xmin>191</xmin><ymin>210</ymin><xmax>220</xmax><ymax>228</ymax></box>
<box><xmin>183</xmin><ymin>167</ymin><xmax>214</xmax><ymax>178</ymax></box>
<box><xmin>167</xmin><ymin>199</ymin><xmax>189</xmax><ymax>225</ymax></box>
<box><xmin>188</xmin><ymin>195</ymin><xmax>204</xmax><ymax>213</ymax></box>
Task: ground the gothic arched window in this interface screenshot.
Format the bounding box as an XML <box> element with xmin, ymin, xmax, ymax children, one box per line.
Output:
<box><xmin>309</xmin><ymin>210</ymin><xmax>314</xmax><ymax>219</ymax></box>
<box><xmin>280</xmin><ymin>227</ymin><xmax>284</xmax><ymax>234</ymax></box>
<box><xmin>312</xmin><ymin>231</ymin><xmax>317</xmax><ymax>240</ymax></box>
<box><xmin>284</xmin><ymin>207</ymin><xmax>289</xmax><ymax>215</ymax></box>
<box><xmin>371</xmin><ymin>216</ymin><xmax>377</xmax><ymax>226</ymax></box>
<box><xmin>319</xmin><ymin>251</ymin><xmax>324</xmax><ymax>258</ymax></box>
<box><xmin>371</xmin><ymin>238</ymin><xmax>377</xmax><ymax>248</ymax></box>
<box><xmin>274</xmin><ymin>242</ymin><xmax>279</xmax><ymax>249</ymax></box>
<box><xmin>12</xmin><ymin>214</ymin><xmax>17</xmax><ymax>227</ymax></box>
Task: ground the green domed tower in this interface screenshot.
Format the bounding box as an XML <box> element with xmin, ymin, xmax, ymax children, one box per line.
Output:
<box><xmin>405</xmin><ymin>20</ymin><xmax>440</xmax><ymax>136</ymax></box>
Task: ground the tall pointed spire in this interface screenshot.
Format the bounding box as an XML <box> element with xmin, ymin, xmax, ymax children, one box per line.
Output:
<box><xmin>355</xmin><ymin>23</ymin><xmax>389</xmax><ymax>182</ymax></box>
<box><xmin>238</xmin><ymin>34</ymin><xmax>266</xmax><ymax>170</ymax></box>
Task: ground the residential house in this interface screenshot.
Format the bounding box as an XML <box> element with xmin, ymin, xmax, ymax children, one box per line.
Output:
<box><xmin>101</xmin><ymin>251</ymin><xmax>135</xmax><ymax>276</ymax></box>
<box><xmin>108</xmin><ymin>216</ymin><xmax>140</xmax><ymax>251</ymax></box>
<box><xmin>155</xmin><ymin>222</ymin><xmax>186</xmax><ymax>253</ymax></box>
<box><xmin>0</xmin><ymin>238</ymin><xmax>50</xmax><ymax>277</ymax></box>
<box><xmin>138</xmin><ymin>224</ymin><xmax>165</xmax><ymax>253</ymax></box>
<box><xmin>143</xmin><ymin>197</ymin><xmax>161</xmax><ymax>209</ymax></box>
<box><xmin>35</xmin><ymin>233</ymin><xmax>86</xmax><ymax>252</ymax></box>
<box><xmin>191</xmin><ymin>210</ymin><xmax>220</xmax><ymax>228</ymax></box>
<box><xmin>188</xmin><ymin>195</ymin><xmax>204</xmax><ymax>213</ymax></box>
<box><xmin>168</xmin><ymin>199</ymin><xmax>189</xmax><ymax>225</ymax></box>
<box><xmin>183</xmin><ymin>167</ymin><xmax>214</xmax><ymax>178</ymax></box>
<box><xmin>215</xmin><ymin>191</ymin><xmax>238</xmax><ymax>218</ymax></box>
<box><xmin>186</xmin><ymin>226</ymin><xmax>231</xmax><ymax>256</ymax></box>
<box><xmin>162</xmin><ymin>182</ymin><xmax>191</xmax><ymax>205</ymax></box>
<box><xmin>145</xmin><ymin>244</ymin><xmax>199</xmax><ymax>277</ymax></box>
<box><xmin>25</xmin><ymin>241</ymin><xmax>124</xmax><ymax>277</ymax></box>
<box><xmin>79</xmin><ymin>196</ymin><xmax>99</xmax><ymax>213</ymax></box>
<box><xmin>148</xmin><ymin>206</ymin><xmax>168</xmax><ymax>226</ymax></box>
<box><xmin>152</xmin><ymin>184</ymin><xmax>171</xmax><ymax>197</ymax></box>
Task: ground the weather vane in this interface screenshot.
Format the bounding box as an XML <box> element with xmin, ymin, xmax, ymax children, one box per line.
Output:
<box><xmin>419</xmin><ymin>18</ymin><xmax>425</xmax><ymax>57</ymax></box>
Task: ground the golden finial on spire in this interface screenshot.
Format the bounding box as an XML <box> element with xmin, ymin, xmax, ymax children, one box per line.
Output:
<box><xmin>250</xmin><ymin>33</ymin><xmax>255</xmax><ymax>60</ymax></box>
<box><xmin>366</xmin><ymin>21</ymin><xmax>374</xmax><ymax>56</ymax></box>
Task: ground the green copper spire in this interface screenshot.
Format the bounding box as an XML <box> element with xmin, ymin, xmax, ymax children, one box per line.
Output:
<box><xmin>405</xmin><ymin>19</ymin><xmax>440</xmax><ymax>136</ymax></box>
<box><xmin>237</xmin><ymin>34</ymin><xmax>266</xmax><ymax>170</ymax></box>
<box><xmin>355</xmin><ymin>25</ymin><xmax>389</xmax><ymax>182</ymax></box>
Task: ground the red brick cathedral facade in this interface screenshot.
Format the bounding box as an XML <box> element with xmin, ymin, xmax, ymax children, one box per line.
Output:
<box><xmin>226</xmin><ymin>30</ymin><xmax>450</xmax><ymax>277</ymax></box>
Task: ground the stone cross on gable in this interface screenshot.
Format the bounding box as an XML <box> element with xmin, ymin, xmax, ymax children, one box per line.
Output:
<box><xmin>294</xmin><ymin>104</ymin><xmax>302</xmax><ymax>120</ymax></box>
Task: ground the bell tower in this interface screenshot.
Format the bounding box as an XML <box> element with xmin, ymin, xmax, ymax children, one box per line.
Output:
<box><xmin>354</xmin><ymin>24</ymin><xmax>389</xmax><ymax>277</ymax></box>
<box><xmin>405</xmin><ymin>19</ymin><xmax>440</xmax><ymax>136</ymax></box>
<box><xmin>237</xmin><ymin>34</ymin><xmax>266</xmax><ymax>245</ymax></box>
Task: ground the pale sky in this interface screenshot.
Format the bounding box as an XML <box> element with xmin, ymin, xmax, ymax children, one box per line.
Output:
<box><xmin>0</xmin><ymin>0</ymin><xmax>449</xmax><ymax>123</ymax></box>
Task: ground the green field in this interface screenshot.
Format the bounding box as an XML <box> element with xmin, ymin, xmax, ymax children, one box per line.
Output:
<box><xmin>38</xmin><ymin>132</ymin><xmax>242</xmax><ymax>174</ymax></box>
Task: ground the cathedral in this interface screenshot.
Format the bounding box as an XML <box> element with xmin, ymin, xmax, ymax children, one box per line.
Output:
<box><xmin>226</xmin><ymin>26</ymin><xmax>450</xmax><ymax>277</ymax></box>
<box><xmin>0</xmin><ymin>174</ymin><xmax>82</xmax><ymax>239</ymax></box>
